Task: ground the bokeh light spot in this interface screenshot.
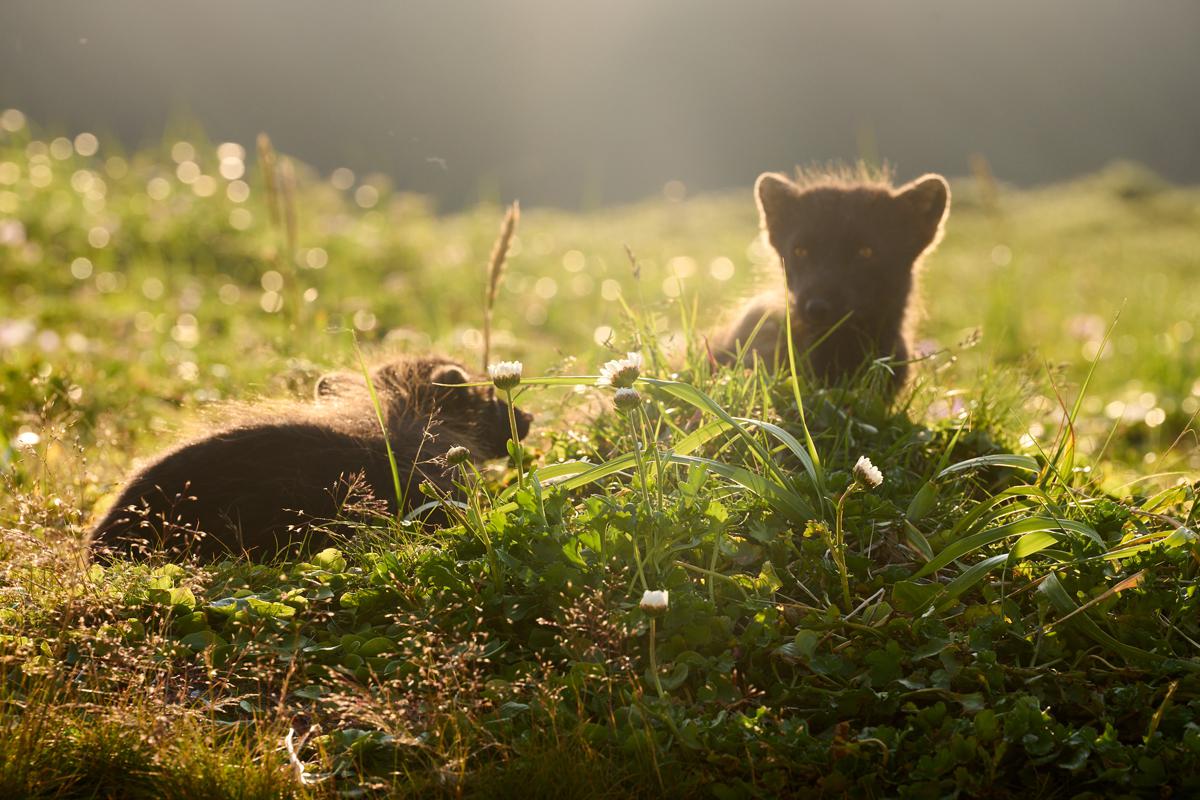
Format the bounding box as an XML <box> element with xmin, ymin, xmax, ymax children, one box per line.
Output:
<box><xmin>260</xmin><ymin>270</ymin><xmax>284</xmax><ymax>292</ymax></box>
<box><xmin>663</xmin><ymin>180</ymin><xmax>686</xmax><ymax>202</ymax></box>
<box><xmin>562</xmin><ymin>250</ymin><xmax>586</xmax><ymax>272</ymax></box>
<box><xmin>260</xmin><ymin>291</ymin><xmax>283</xmax><ymax>313</ymax></box>
<box><xmin>70</xmin><ymin>257</ymin><xmax>93</xmax><ymax>280</ymax></box>
<box><xmin>49</xmin><ymin>137</ymin><xmax>73</xmax><ymax>160</ymax></box>
<box><xmin>226</xmin><ymin>180</ymin><xmax>250</xmax><ymax>203</ymax></box>
<box><xmin>0</xmin><ymin>109</ymin><xmax>27</xmax><ymax>132</ymax></box>
<box><xmin>330</xmin><ymin>167</ymin><xmax>355</xmax><ymax>190</ymax></box>
<box><xmin>229</xmin><ymin>208</ymin><xmax>253</xmax><ymax>230</ymax></box>
<box><xmin>73</xmin><ymin>132</ymin><xmax>99</xmax><ymax>157</ymax></box>
<box><xmin>305</xmin><ymin>247</ymin><xmax>329</xmax><ymax>269</ymax></box>
<box><xmin>147</xmin><ymin>177</ymin><xmax>171</xmax><ymax>200</ymax></box>
<box><xmin>710</xmin><ymin>256</ymin><xmax>736</xmax><ymax>281</ymax></box>
<box><xmin>171</xmin><ymin>141</ymin><xmax>195</xmax><ymax>163</ymax></box>
<box><xmin>87</xmin><ymin>227</ymin><xmax>110</xmax><ymax>248</ymax></box>
<box><xmin>354</xmin><ymin>185</ymin><xmax>379</xmax><ymax>208</ymax></box>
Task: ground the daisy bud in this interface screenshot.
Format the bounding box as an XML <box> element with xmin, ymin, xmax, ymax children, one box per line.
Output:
<box><xmin>487</xmin><ymin>360</ymin><xmax>523</xmax><ymax>391</ymax></box>
<box><xmin>853</xmin><ymin>455</ymin><xmax>883</xmax><ymax>489</ymax></box>
<box><xmin>640</xmin><ymin>589</ymin><xmax>669</xmax><ymax>617</ymax></box>
<box><xmin>445</xmin><ymin>445</ymin><xmax>471</xmax><ymax>466</ymax></box>
<box><xmin>613</xmin><ymin>387</ymin><xmax>641</xmax><ymax>413</ymax></box>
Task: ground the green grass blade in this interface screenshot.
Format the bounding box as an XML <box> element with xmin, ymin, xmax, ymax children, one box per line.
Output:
<box><xmin>913</xmin><ymin>516</ymin><xmax>1102</xmax><ymax>579</ymax></box>
<box><xmin>936</xmin><ymin>454</ymin><xmax>1040</xmax><ymax>480</ymax></box>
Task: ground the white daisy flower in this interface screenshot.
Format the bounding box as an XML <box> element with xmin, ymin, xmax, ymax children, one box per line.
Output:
<box><xmin>597</xmin><ymin>351</ymin><xmax>643</xmax><ymax>388</ymax></box>
<box><xmin>853</xmin><ymin>455</ymin><xmax>883</xmax><ymax>489</ymax></box>
<box><xmin>487</xmin><ymin>360</ymin><xmax>523</xmax><ymax>391</ymax></box>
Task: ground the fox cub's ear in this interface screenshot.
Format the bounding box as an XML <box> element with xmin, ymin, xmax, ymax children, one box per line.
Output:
<box><xmin>896</xmin><ymin>174</ymin><xmax>951</xmax><ymax>244</ymax></box>
<box><xmin>430</xmin><ymin>364</ymin><xmax>475</xmax><ymax>409</ymax></box>
<box><xmin>431</xmin><ymin>364</ymin><xmax>470</xmax><ymax>387</ymax></box>
<box><xmin>754</xmin><ymin>172</ymin><xmax>799</xmax><ymax>230</ymax></box>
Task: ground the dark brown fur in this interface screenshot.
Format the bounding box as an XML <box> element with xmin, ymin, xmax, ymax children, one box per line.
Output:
<box><xmin>713</xmin><ymin>167</ymin><xmax>950</xmax><ymax>394</ymax></box>
<box><xmin>89</xmin><ymin>355</ymin><xmax>532</xmax><ymax>560</ymax></box>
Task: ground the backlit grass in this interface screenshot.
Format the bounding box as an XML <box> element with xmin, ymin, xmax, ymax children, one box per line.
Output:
<box><xmin>2</xmin><ymin>111</ymin><xmax>1199</xmax><ymax>797</ymax></box>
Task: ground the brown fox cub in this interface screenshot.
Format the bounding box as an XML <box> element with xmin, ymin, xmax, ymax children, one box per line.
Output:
<box><xmin>89</xmin><ymin>355</ymin><xmax>533</xmax><ymax>560</ymax></box>
<box><xmin>713</xmin><ymin>168</ymin><xmax>950</xmax><ymax>393</ymax></box>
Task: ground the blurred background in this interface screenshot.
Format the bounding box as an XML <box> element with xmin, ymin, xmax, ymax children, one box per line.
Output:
<box><xmin>3</xmin><ymin>0</ymin><xmax>1199</xmax><ymax>210</ymax></box>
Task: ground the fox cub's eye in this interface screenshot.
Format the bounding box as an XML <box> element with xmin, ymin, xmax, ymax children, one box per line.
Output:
<box><xmin>792</xmin><ymin>245</ymin><xmax>808</xmax><ymax>260</ymax></box>
<box><xmin>858</xmin><ymin>246</ymin><xmax>874</xmax><ymax>259</ymax></box>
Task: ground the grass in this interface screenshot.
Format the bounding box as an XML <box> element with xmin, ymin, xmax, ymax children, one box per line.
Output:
<box><xmin>1</xmin><ymin>112</ymin><xmax>1199</xmax><ymax>797</ymax></box>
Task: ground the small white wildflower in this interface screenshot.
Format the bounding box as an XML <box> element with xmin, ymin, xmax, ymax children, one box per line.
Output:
<box><xmin>640</xmin><ymin>589</ymin><xmax>669</xmax><ymax>617</ymax></box>
<box><xmin>598</xmin><ymin>351</ymin><xmax>643</xmax><ymax>388</ymax></box>
<box><xmin>853</xmin><ymin>455</ymin><xmax>883</xmax><ymax>489</ymax></box>
<box><xmin>487</xmin><ymin>360</ymin><xmax>523</xmax><ymax>391</ymax></box>
<box><xmin>613</xmin><ymin>386</ymin><xmax>641</xmax><ymax>413</ymax></box>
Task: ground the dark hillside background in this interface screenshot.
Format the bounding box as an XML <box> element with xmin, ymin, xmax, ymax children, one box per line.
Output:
<box><xmin>2</xmin><ymin>0</ymin><xmax>1198</xmax><ymax>209</ymax></box>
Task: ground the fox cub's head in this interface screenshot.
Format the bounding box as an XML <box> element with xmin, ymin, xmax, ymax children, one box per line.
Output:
<box><xmin>316</xmin><ymin>355</ymin><xmax>533</xmax><ymax>460</ymax></box>
<box><xmin>755</xmin><ymin>170</ymin><xmax>950</xmax><ymax>370</ymax></box>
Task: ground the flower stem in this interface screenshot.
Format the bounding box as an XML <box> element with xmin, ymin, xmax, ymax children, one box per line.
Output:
<box><xmin>504</xmin><ymin>388</ymin><xmax>525</xmax><ymax>492</ymax></box>
<box><xmin>648</xmin><ymin>617</ymin><xmax>665</xmax><ymax>700</ymax></box>
<box><xmin>638</xmin><ymin>407</ymin><xmax>665</xmax><ymax>513</ymax></box>
<box><xmin>833</xmin><ymin>486</ymin><xmax>855</xmax><ymax>612</ymax></box>
<box><xmin>628</xmin><ymin>416</ymin><xmax>653</xmax><ymax>510</ymax></box>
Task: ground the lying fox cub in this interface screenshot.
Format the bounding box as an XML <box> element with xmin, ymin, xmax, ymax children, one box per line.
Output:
<box><xmin>90</xmin><ymin>355</ymin><xmax>533</xmax><ymax>560</ymax></box>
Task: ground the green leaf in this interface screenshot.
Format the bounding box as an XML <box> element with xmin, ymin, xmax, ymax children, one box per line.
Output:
<box><xmin>913</xmin><ymin>516</ymin><xmax>1101</xmax><ymax>580</ymax></box>
<box><xmin>179</xmin><ymin>630</ymin><xmax>226</xmax><ymax>651</ymax></box>
<box><xmin>866</xmin><ymin>640</ymin><xmax>904</xmax><ymax>685</ymax></box>
<box><xmin>892</xmin><ymin>581</ymin><xmax>941</xmax><ymax>614</ymax></box>
<box><xmin>659</xmin><ymin>662</ymin><xmax>690</xmax><ymax>690</ymax></box>
<box><xmin>246</xmin><ymin>597</ymin><xmax>296</xmax><ymax>619</ymax></box>
<box><xmin>755</xmin><ymin>561</ymin><xmax>782</xmax><ymax>594</ymax></box>
<box><xmin>358</xmin><ymin>636</ymin><xmax>394</xmax><ymax>658</ymax></box>
<box><xmin>904</xmin><ymin>521</ymin><xmax>934</xmax><ymax>562</ymax></box>
<box><xmin>906</xmin><ymin>481</ymin><xmax>938</xmax><ymax>522</ymax></box>
<box><xmin>311</xmin><ymin>547</ymin><xmax>347</xmax><ymax>573</ymax></box>
<box><xmin>1039</xmin><ymin>572</ymin><xmax>1180</xmax><ymax>668</ymax></box>
<box><xmin>937</xmin><ymin>453</ymin><xmax>1040</xmax><ymax>480</ymax></box>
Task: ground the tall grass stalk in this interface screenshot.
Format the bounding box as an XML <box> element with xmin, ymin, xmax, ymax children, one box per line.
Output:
<box><xmin>482</xmin><ymin>201</ymin><xmax>519</xmax><ymax>371</ymax></box>
<box><xmin>355</xmin><ymin>340</ymin><xmax>404</xmax><ymax>516</ymax></box>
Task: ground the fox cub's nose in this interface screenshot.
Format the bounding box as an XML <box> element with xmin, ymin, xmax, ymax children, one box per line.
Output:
<box><xmin>803</xmin><ymin>297</ymin><xmax>833</xmax><ymax>324</ymax></box>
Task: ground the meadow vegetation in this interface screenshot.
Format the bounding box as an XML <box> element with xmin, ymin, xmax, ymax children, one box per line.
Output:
<box><xmin>1</xmin><ymin>109</ymin><xmax>1199</xmax><ymax>797</ymax></box>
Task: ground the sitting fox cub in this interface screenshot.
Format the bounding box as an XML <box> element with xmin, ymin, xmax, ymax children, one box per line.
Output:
<box><xmin>89</xmin><ymin>355</ymin><xmax>532</xmax><ymax>560</ymax></box>
<box><xmin>714</xmin><ymin>168</ymin><xmax>950</xmax><ymax>394</ymax></box>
